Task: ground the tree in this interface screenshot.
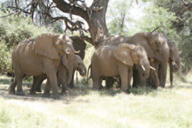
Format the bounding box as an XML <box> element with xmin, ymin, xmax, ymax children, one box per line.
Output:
<box><xmin>1</xmin><ymin>0</ymin><xmax>113</xmax><ymax>45</ymax></box>
<box><xmin>154</xmin><ymin>0</ymin><xmax>192</xmax><ymax>69</ymax></box>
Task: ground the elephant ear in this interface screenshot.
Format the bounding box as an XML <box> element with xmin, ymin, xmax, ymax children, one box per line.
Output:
<box><xmin>34</xmin><ymin>34</ymin><xmax>59</xmax><ymax>59</ymax></box>
<box><xmin>114</xmin><ymin>43</ymin><xmax>134</xmax><ymax>66</ymax></box>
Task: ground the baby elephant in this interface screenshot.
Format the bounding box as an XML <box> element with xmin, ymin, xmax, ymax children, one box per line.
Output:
<box><xmin>30</xmin><ymin>55</ymin><xmax>86</xmax><ymax>95</ymax></box>
<box><xmin>91</xmin><ymin>43</ymin><xmax>152</xmax><ymax>93</ymax></box>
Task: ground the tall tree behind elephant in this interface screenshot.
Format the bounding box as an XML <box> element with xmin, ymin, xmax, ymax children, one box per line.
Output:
<box><xmin>68</xmin><ymin>36</ymin><xmax>86</xmax><ymax>88</ymax></box>
<box><xmin>168</xmin><ymin>41</ymin><xmax>180</xmax><ymax>87</ymax></box>
<box><xmin>9</xmin><ymin>33</ymin><xmax>77</xmax><ymax>99</ymax></box>
<box><xmin>31</xmin><ymin>55</ymin><xmax>86</xmax><ymax>94</ymax></box>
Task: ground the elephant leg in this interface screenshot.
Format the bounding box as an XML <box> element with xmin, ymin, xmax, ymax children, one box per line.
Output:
<box><xmin>169</xmin><ymin>61</ymin><xmax>173</xmax><ymax>87</ymax></box>
<box><xmin>43</xmin><ymin>79</ymin><xmax>51</xmax><ymax>97</ymax></box>
<box><xmin>68</xmin><ymin>70</ymin><xmax>75</xmax><ymax>88</ymax></box>
<box><xmin>60</xmin><ymin>78</ymin><xmax>68</xmax><ymax>95</ymax></box>
<box><xmin>148</xmin><ymin>60</ymin><xmax>159</xmax><ymax>89</ymax></box>
<box><xmin>106</xmin><ymin>77</ymin><xmax>115</xmax><ymax>89</ymax></box>
<box><xmin>159</xmin><ymin>63</ymin><xmax>168</xmax><ymax>88</ymax></box>
<box><xmin>8</xmin><ymin>77</ymin><xmax>17</xmax><ymax>94</ymax></box>
<box><xmin>118</xmin><ymin>65</ymin><xmax>129</xmax><ymax>92</ymax></box>
<box><xmin>149</xmin><ymin>70</ymin><xmax>159</xmax><ymax>89</ymax></box>
<box><xmin>127</xmin><ymin>67</ymin><xmax>133</xmax><ymax>93</ymax></box>
<box><xmin>132</xmin><ymin>65</ymin><xmax>139</xmax><ymax>88</ymax></box>
<box><xmin>30</xmin><ymin>75</ymin><xmax>46</xmax><ymax>94</ymax></box>
<box><xmin>92</xmin><ymin>75</ymin><xmax>101</xmax><ymax>90</ymax></box>
<box><xmin>16</xmin><ymin>73</ymin><xmax>25</xmax><ymax>96</ymax></box>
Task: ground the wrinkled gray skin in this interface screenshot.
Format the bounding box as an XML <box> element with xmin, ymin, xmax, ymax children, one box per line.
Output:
<box><xmin>30</xmin><ymin>55</ymin><xmax>86</xmax><ymax>94</ymax></box>
<box><xmin>146</xmin><ymin>41</ymin><xmax>180</xmax><ymax>88</ymax></box>
<box><xmin>9</xmin><ymin>34</ymin><xmax>75</xmax><ymax>99</ymax></box>
<box><xmin>168</xmin><ymin>41</ymin><xmax>180</xmax><ymax>87</ymax></box>
<box><xmin>129</xmin><ymin>32</ymin><xmax>169</xmax><ymax>88</ymax></box>
<box><xmin>68</xmin><ymin>36</ymin><xmax>86</xmax><ymax>88</ymax></box>
<box><xmin>98</xmin><ymin>32</ymin><xmax>169</xmax><ymax>88</ymax></box>
<box><xmin>91</xmin><ymin>43</ymin><xmax>150</xmax><ymax>93</ymax></box>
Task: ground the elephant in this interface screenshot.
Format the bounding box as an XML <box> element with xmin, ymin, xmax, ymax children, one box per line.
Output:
<box><xmin>91</xmin><ymin>43</ymin><xmax>152</xmax><ymax>93</ymax></box>
<box><xmin>68</xmin><ymin>36</ymin><xmax>86</xmax><ymax>88</ymax></box>
<box><xmin>129</xmin><ymin>32</ymin><xmax>169</xmax><ymax>88</ymax></box>
<box><xmin>146</xmin><ymin>41</ymin><xmax>180</xmax><ymax>88</ymax></box>
<box><xmin>168</xmin><ymin>41</ymin><xmax>180</xmax><ymax>87</ymax></box>
<box><xmin>30</xmin><ymin>54</ymin><xmax>86</xmax><ymax>94</ymax></box>
<box><xmin>9</xmin><ymin>33</ymin><xmax>77</xmax><ymax>99</ymax></box>
<box><xmin>97</xmin><ymin>32</ymin><xmax>169</xmax><ymax>88</ymax></box>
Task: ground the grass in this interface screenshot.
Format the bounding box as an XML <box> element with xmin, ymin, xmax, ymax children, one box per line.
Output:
<box><xmin>0</xmin><ymin>79</ymin><xmax>192</xmax><ymax>128</ymax></box>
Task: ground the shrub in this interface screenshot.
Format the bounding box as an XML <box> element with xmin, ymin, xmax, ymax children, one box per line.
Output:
<box><xmin>0</xmin><ymin>10</ymin><xmax>53</xmax><ymax>74</ymax></box>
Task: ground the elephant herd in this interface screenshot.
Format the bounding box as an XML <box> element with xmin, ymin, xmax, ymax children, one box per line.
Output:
<box><xmin>8</xmin><ymin>32</ymin><xmax>180</xmax><ymax>99</ymax></box>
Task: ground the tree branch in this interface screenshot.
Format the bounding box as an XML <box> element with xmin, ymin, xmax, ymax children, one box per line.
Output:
<box><xmin>45</xmin><ymin>13</ymin><xmax>88</xmax><ymax>36</ymax></box>
<box><xmin>53</xmin><ymin>0</ymin><xmax>88</xmax><ymax>20</ymax></box>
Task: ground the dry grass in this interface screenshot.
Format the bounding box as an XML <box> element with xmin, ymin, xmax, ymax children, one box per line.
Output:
<box><xmin>0</xmin><ymin>79</ymin><xmax>192</xmax><ymax>128</ymax></box>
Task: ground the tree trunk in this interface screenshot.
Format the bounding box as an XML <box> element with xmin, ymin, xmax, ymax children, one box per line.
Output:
<box><xmin>53</xmin><ymin>0</ymin><xmax>110</xmax><ymax>44</ymax></box>
<box><xmin>87</xmin><ymin>0</ymin><xmax>110</xmax><ymax>43</ymax></box>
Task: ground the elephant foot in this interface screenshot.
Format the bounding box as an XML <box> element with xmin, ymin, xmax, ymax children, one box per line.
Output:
<box><xmin>126</xmin><ymin>89</ymin><xmax>131</xmax><ymax>94</ymax></box>
<box><xmin>35</xmin><ymin>89</ymin><xmax>42</xmax><ymax>92</ymax></box>
<box><xmin>16</xmin><ymin>91</ymin><xmax>25</xmax><ymax>96</ymax></box>
<box><xmin>60</xmin><ymin>90</ymin><xmax>67</xmax><ymax>95</ymax></box>
<box><xmin>69</xmin><ymin>85</ymin><xmax>74</xmax><ymax>89</ymax></box>
<box><xmin>52</xmin><ymin>94</ymin><xmax>60</xmax><ymax>99</ymax></box>
<box><xmin>30</xmin><ymin>90</ymin><xmax>36</xmax><ymax>95</ymax></box>
<box><xmin>8</xmin><ymin>89</ymin><xmax>15</xmax><ymax>94</ymax></box>
<box><xmin>42</xmin><ymin>93</ymin><xmax>51</xmax><ymax>98</ymax></box>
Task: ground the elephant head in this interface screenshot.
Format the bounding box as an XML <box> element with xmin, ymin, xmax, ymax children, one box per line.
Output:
<box><xmin>114</xmin><ymin>43</ymin><xmax>151</xmax><ymax>80</ymax></box>
<box><xmin>61</xmin><ymin>54</ymin><xmax>86</xmax><ymax>83</ymax></box>
<box><xmin>168</xmin><ymin>41</ymin><xmax>180</xmax><ymax>72</ymax></box>
<box><xmin>34</xmin><ymin>33</ymin><xmax>76</xmax><ymax>84</ymax></box>
<box><xmin>147</xmin><ymin>32</ymin><xmax>168</xmax><ymax>53</ymax></box>
<box><xmin>73</xmin><ymin>55</ymin><xmax>86</xmax><ymax>76</ymax></box>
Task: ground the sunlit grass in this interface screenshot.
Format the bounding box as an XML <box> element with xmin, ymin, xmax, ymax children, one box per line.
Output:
<box><xmin>0</xmin><ymin>81</ymin><xmax>192</xmax><ymax>128</ymax></box>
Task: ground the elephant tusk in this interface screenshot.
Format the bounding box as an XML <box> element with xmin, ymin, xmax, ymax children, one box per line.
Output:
<box><xmin>65</xmin><ymin>51</ymin><xmax>70</xmax><ymax>54</ymax></box>
<box><xmin>141</xmin><ymin>65</ymin><xmax>146</xmax><ymax>71</ymax></box>
<box><xmin>75</xmin><ymin>50</ymin><xmax>80</xmax><ymax>54</ymax></box>
<box><xmin>150</xmin><ymin>66</ymin><xmax>156</xmax><ymax>71</ymax></box>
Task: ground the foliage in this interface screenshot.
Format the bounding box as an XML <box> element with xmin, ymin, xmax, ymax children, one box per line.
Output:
<box><xmin>107</xmin><ymin>0</ymin><xmax>134</xmax><ymax>35</ymax></box>
<box><xmin>0</xmin><ymin>9</ymin><xmax>53</xmax><ymax>74</ymax></box>
<box><xmin>153</xmin><ymin>0</ymin><xmax>192</xmax><ymax>69</ymax></box>
<box><xmin>135</xmin><ymin>5</ymin><xmax>179</xmax><ymax>41</ymax></box>
<box><xmin>0</xmin><ymin>41</ymin><xmax>12</xmax><ymax>74</ymax></box>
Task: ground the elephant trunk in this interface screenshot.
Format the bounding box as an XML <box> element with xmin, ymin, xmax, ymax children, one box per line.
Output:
<box><xmin>79</xmin><ymin>67</ymin><xmax>86</xmax><ymax>76</ymax></box>
<box><xmin>172</xmin><ymin>59</ymin><xmax>180</xmax><ymax>73</ymax></box>
<box><xmin>67</xmin><ymin>60</ymin><xmax>74</xmax><ymax>85</ymax></box>
<box><xmin>140</xmin><ymin>59</ymin><xmax>150</xmax><ymax>80</ymax></box>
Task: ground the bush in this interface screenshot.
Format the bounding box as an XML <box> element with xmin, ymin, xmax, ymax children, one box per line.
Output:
<box><xmin>0</xmin><ymin>10</ymin><xmax>53</xmax><ymax>74</ymax></box>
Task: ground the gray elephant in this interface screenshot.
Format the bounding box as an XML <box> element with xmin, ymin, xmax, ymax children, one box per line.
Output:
<box><xmin>9</xmin><ymin>33</ymin><xmax>77</xmax><ymax>99</ymax></box>
<box><xmin>146</xmin><ymin>41</ymin><xmax>180</xmax><ymax>88</ymax></box>
<box><xmin>30</xmin><ymin>54</ymin><xmax>86</xmax><ymax>94</ymax></box>
<box><xmin>68</xmin><ymin>36</ymin><xmax>86</xmax><ymax>88</ymax></box>
<box><xmin>98</xmin><ymin>32</ymin><xmax>169</xmax><ymax>88</ymax></box>
<box><xmin>91</xmin><ymin>43</ymin><xmax>152</xmax><ymax>93</ymax></box>
<box><xmin>168</xmin><ymin>41</ymin><xmax>180</xmax><ymax>87</ymax></box>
